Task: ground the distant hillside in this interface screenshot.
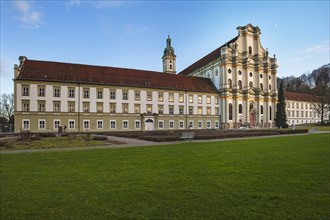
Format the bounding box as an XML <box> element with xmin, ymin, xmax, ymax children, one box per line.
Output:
<box><xmin>277</xmin><ymin>63</ymin><xmax>330</xmax><ymax>93</ymax></box>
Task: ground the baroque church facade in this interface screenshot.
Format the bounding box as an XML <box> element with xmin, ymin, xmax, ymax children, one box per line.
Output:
<box><xmin>13</xmin><ymin>24</ymin><xmax>278</xmax><ymax>132</ymax></box>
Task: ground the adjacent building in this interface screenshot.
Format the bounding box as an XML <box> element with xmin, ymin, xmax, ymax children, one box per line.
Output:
<box><xmin>285</xmin><ymin>91</ymin><xmax>321</xmax><ymax>125</ymax></box>
<box><xmin>13</xmin><ymin>24</ymin><xmax>279</xmax><ymax>132</ymax></box>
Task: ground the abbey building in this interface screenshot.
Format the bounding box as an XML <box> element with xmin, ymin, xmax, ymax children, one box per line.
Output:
<box><xmin>13</xmin><ymin>24</ymin><xmax>278</xmax><ymax>132</ymax></box>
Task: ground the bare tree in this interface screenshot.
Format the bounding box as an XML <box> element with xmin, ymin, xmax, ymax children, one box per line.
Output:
<box><xmin>312</xmin><ymin>67</ymin><xmax>330</xmax><ymax>124</ymax></box>
<box><xmin>0</xmin><ymin>93</ymin><xmax>14</xmax><ymax>124</ymax></box>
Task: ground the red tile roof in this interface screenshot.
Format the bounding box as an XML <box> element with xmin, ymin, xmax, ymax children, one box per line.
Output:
<box><xmin>16</xmin><ymin>59</ymin><xmax>218</xmax><ymax>93</ymax></box>
<box><xmin>179</xmin><ymin>36</ymin><xmax>238</xmax><ymax>76</ymax></box>
<box><xmin>285</xmin><ymin>91</ymin><xmax>318</xmax><ymax>102</ymax></box>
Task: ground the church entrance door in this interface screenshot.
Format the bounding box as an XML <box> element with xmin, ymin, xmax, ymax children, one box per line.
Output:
<box><xmin>249</xmin><ymin>113</ymin><xmax>255</xmax><ymax>127</ymax></box>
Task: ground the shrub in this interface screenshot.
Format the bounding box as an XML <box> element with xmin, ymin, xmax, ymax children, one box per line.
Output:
<box><xmin>93</xmin><ymin>136</ymin><xmax>108</xmax><ymax>141</ymax></box>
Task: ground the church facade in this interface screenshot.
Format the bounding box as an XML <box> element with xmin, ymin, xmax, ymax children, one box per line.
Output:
<box><xmin>13</xmin><ymin>24</ymin><xmax>278</xmax><ymax>132</ymax></box>
<box><xmin>179</xmin><ymin>24</ymin><xmax>278</xmax><ymax>128</ymax></box>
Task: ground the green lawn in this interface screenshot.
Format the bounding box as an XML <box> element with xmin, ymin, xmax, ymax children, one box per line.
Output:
<box><xmin>1</xmin><ymin>134</ymin><xmax>329</xmax><ymax>219</ymax></box>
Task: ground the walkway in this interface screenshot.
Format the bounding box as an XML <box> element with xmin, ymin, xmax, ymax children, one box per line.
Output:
<box><xmin>0</xmin><ymin>131</ymin><xmax>328</xmax><ymax>154</ymax></box>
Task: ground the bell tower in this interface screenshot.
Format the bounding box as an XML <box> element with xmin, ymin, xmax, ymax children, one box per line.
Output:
<box><xmin>162</xmin><ymin>35</ymin><xmax>176</xmax><ymax>74</ymax></box>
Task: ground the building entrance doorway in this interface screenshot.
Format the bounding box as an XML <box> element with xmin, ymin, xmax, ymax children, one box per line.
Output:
<box><xmin>144</xmin><ymin>118</ymin><xmax>154</xmax><ymax>131</ymax></box>
<box><xmin>249</xmin><ymin>113</ymin><xmax>255</xmax><ymax>127</ymax></box>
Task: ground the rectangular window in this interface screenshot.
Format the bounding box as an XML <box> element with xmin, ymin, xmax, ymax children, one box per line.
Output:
<box><xmin>158</xmin><ymin>120</ymin><xmax>164</xmax><ymax>129</ymax></box>
<box><xmin>147</xmin><ymin>91</ymin><xmax>152</xmax><ymax>101</ymax></box>
<box><xmin>301</xmin><ymin>111</ymin><xmax>304</xmax><ymax>117</ymax></box>
<box><xmin>97</xmin><ymin>102</ymin><xmax>103</xmax><ymax>113</ymax></box>
<box><xmin>305</xmin><ymin>111</ymin><xmax>308</xmax><ymax>117</ymax></box>
<box><xmin>54</xmin><ymin>120</ymin><xmax>61</xmax><ymax>130</ymax></box>
<box><xmin>287</xmin><ymin>102</ymin><xmax>290</xmax><ymax>108</ymax></box>
<box><xmin>158</xmin><ymin>105</ymin><xmax>163</xmax><ymax>114</ymax></box>
<box><xmin>179</xmin><ymin>94</ymin><xmax>184</xmax><ymax>103</ymax></box>
<box><xmin>198</xmin><ymin>95</ymin><xmax>202</xmax><ymax>104</ymax></box>
<box><xmin>206</xmin><ymin>96</ymin><xmax>211</xmax><ymax>104</ymax></box>
<box><xmin>38</xmin><ymin>86</ymin><xmax>45</xmax><ymax>97</ymax></box>
<box><xmin>135</xmin><ymin>120</ymin><xmax>140</xmax><ymax>129</ymax></box>
<box><xmin>147</xmin><ymin>105</ymin><xmax>152</xmax><ymax>114</ymax></box>
<box><xmin>22</xmin><ymin>85</ymin><xmax>29</xmax><ymax>96</ymax></box>
<box><xmin>214</xmin><ymin>97</ymin><xmax>218</xmax><ymax>104</ymax></box>
<box><xmin>301</xmin><ymin>103</ymin><xmax>304</xmax><ymax>109</ymax></box>
<box><xmin>97</xmin><ymin>89</ymin><xmax>103</xmax><ymax>99</ymax></box>
<box><xmin>215</xmin><ymin>121</ymin><xmax>219</xmax><ymax>128</ymax></box>
<box><xmin>110</xmin><ymin>90</ymin><xmax>116</xmax><ymax>99</ymax></box>
<box><xmin>97</xmin><ymin>120</ymin><xmax>103</xmax><ymax>129</ymax></box>
<box><xmin>169</xmin><ymin>120</ymin><xmax>174</xmax><ymax>129</ymax></box>
<box><xmin>207</xmin><ymin>121</ymin><xmax>211</xmax><ymax>128</ymax></box>
<box><xmin>69</xmin><ymin>120</ymin><xmax>75</xmax><ymax>129</ymax></box>
<box><xmin>296</xmin><ymin>111</ymin><xmax>299</xmax><ymax>117</ymax></box>
<box><xmin>188</xmin><ymin>121</ymin><xmax>193</xmax><ymax>129</ymax></box>
<box><xmin>122</xmin><ymin>90</ymin><xmax>128</xmax><ymax>100</ymax></box>
<box><xmin>179</xmin><ymin>120</ymin><xmax>184</xmax><ymax>129</ymax></box>
<box><xmin>122</xmin><ymin>104</ymin><xmax>128</xmax><ymax>113</ymax></box>
<box><xmin>169</xmin><ymin>93</ymin><xmax>174</xmax><ymax>102</ymax></box>
<box><xmin>53</xmin><ymin>87</ymin><xmax>60</xmax><ymax>97</ymax></box>
<box><xmin>83</xmin><ymin>120</ymin><xmax>90</xmax><ymax>129</ymax></box>
<box><xmin>134</xmin><ymin>104</ymin><xmax>140</xmax><ymax>114</ymax></box>
<box><xmin>198</xmin><ymin>121</ymin><xmax>203</xmax><ymax>129</ymax></box>
<box><xmin>189</xmin><ymin>95</ymin><xmax>193</xmax><ymax>103</ymax></box>
<box><xmin>215</xmin><ymin>107</ymin><xmax>219</xmax><ymax>115</ymax></box>
<box><xmin>158</xmin><ymin>92</ymin><xmax>163</xmax><ymax>102</ymax></box>
<box><xmin>123</xmin><ymin>120</ymin><xmax>129</xmax><ymax>129</ymax></box>
<box><xmin>38</xmin><ymin>119</ymin><xmax>46</xmax><ymax>130</ymax></box>
<box><xmin>22</xmin><ymin>119</ymin><xmax>30</xmax><ymax>130</ymax></box>
<box><xmin>296</xmin><ymin>103</ymin><xmax>299</xmax><ymax>109</ymax></box>
<box><xmin>292</xmin><ymin>110</ymin><xmax>295</xmax><ymax>117</ymax></box>
<box><xmin>68</xmin><ymin>102</ymin><xmax>75</xmax><ymax>112</ymax></box>
<box><xmin>179</xmin><ymin>106</ymin><xmax>184</xmax><ymax>115</ymax></box>
<box><xmin>38</xmin><ymin>101</ymin><xmax>45</xmax><ymax>112</ymax></box>
<box><xmin>83</xmin><ymin>102</ymin><xmax>90</xmax><ymax>113</ymax></box>
<box><xmin>135</xmin><ymin>91</ymin><xmax>140</xmax><ymax>101</ymax></box>
<box><xmin>83</xmin><ymin>88</ymin><xmax>89</xmax><ymax>98</ymax></box>
<box><xmin>207</xmin><ymin>107</ymin><xmax>211</xmax><ymax>115</ymax></box>
<box><xmin>169</xmin><ymin>106</ymin><xmax>174</xmax><ymax>114</ymax></box>
<box><xmin>53</xmin><ymin>101</ymin><xmax>61</xmax><ymax>112</ymax></box>
<box><xmin>189</xmin><ymin>106</ymin><xmax>193</xmax><ymax>115</ymax></box>
<box><xmin>110</xmin><ymin>120</ymin><xmax>116</xmax><ymax>129</ymax></box>
<box><xmin>198</xmin><ymin>107</ymin><xmax>202</xmax><ymax>115</ymax></box>
<box><xmin>22</xmin><ymin>100</ymin><xmax>30</xmax><ymax>112</ymax></box>
<box><xmin>110</xmin><ymin>103</ymin><xmax>116</xmax><ymax>113</ymax></box>
<box><xmin>68</xmin><ymin>88</ymin><xmax>75</xmax><ymax>98</ymax></box>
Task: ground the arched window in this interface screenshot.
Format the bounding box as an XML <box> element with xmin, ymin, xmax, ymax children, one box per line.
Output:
<box><xmin>269</xmin><ymin>106</ymin><xmax>272</xmax><ymax>120</ymax></box>
<box><xmin>238</xmin><ymin>80</ymin><xmax>242</xmax><ymax>89</ymax></box>
<box><xmin>269</xmin><ymin>84</ymin><xmax>271</xmax><ymax>90</ymax></box>
<box><xmin>249</xmin><ymin>103</ymin><xmax>254</xmax><ymax>111</ymax></box>
<box><xmin>228</xmin><ymin>79</ymin><xmax>232</xmax><ymax>88</ymax></box>
<box><xmin>239</xmin><ymin>104</ymin><xmax>242</xmax><ymax>114</ymax></box>
<box><xmin>260</xmin><ymin>105</ymin><xmax>263</xmax><ymax>114</ymax></box>
<box><xmin>249</xmin><ymin>81</ymin><xmax>253</xmax><ymax>88</ymax></box>
<box><xmin>249</xmin><ymin>46</ymin><xmax>252</xmax><ymax>55</ymax></box>
<box><xmin>169</xmin><ymin>64</ymin><xmax>172</xmax><ymax>69</ymax></box>
<box><xmin>229</xmin><ymin>103</ymin><xmax>233</xmax><ymax>120</ymax></box>
<box><xmin>260</xmin><ymin>83</ymin><xmax>263</xmax><ymax>91</ymax></box>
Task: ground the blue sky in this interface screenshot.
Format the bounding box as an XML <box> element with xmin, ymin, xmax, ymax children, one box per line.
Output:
<box><xmin>1</xmin><ymin>0</ymin><xmax>329</xmax><ymax>94</ymax></box>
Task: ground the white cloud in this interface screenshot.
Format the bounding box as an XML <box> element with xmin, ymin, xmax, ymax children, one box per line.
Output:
<box><xmin>302</xmin><ymin>40</ymin><xmax>330</xmax><ymax>54</ymax></box>
<box><xmin>13</xmin><ymin>0</ymin><xmax>44</xmax><ymax>29</ymax></box>
<box><xmin>65</xmin><ymin>0</ymin><xmax>81</xmax><ymax>11</ymax></box>
<box><xmin>92</xmin><ymin>1</ymin><xmax>125</xmax><ymax>9</ymax></box>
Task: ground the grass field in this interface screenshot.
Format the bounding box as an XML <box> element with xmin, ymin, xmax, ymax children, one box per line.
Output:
<box><xmin>1</xmin><ymin>134</ymin><xmax>329</xmax><ymax>219</ymax></box>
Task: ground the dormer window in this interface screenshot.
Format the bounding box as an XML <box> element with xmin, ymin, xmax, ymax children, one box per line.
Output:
<box><xmin>249</xmin><ymin>46</ymin><xmax>252</xmax><ymax>55</ymax></box>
